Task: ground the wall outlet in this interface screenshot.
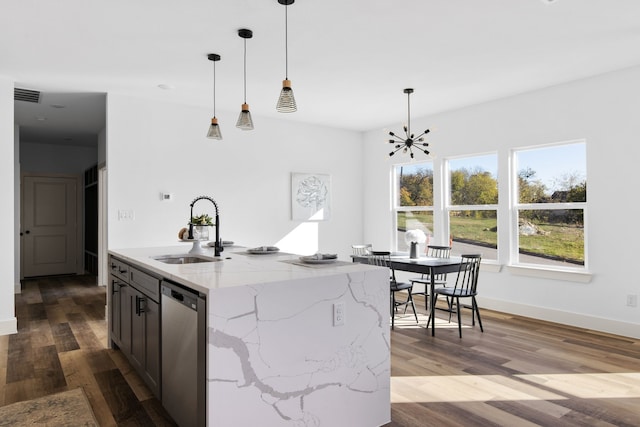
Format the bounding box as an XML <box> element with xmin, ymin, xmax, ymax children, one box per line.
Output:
<box><xmin>626</xmin><ymin>294</ymin><xmax>638</xmax><ymax>307</ymax></box>
<box><xmin>333</xmin><ymin>302</ymin><xmax>345</xmax><ymax>326</ymax></box>
<box><xmin>118</xmin><ymin>209</ymin><xmax>135</xmax><ymax>221</ymax></box>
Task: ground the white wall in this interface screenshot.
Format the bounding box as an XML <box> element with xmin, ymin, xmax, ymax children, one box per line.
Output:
<box><xmin>0</xmin><ymin>76</ymin><xmax>17</xmax><ymax>335</ymax></box>
<box><xmin>363</xmin><ymin>65</ymin><xmax>640</xmax><ymax>338</ymax></box>
<box><xmin>20</xmin><ymin>141</ymin><xmax>97</xmax><ymax>174</ymax></box>
<box><xmin>106</xmin><ymin>94</ymin><xmax>364</xmax><ymax>260</ymax></box>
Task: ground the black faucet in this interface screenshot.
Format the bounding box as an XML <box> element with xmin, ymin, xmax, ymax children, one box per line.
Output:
<box><xmin>188</xmin><ymin>196</ymin><xmax>223</xmax><ymax>257</ymax></box>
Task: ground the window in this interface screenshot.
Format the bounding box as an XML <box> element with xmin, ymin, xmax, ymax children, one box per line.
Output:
<box><xmin>513</xmin><ymin>141</ymin><xmax>587</xmax><ymax>268</ymax></box>
<box><xmin>447</xmin><ymin>154</ymin><xmax>498</xmax><ymax>261</ymax></box>
<box><xmin>393</xmin><ymin>162</ymin><xmax>434</xmax><ymax>252</ymax></box>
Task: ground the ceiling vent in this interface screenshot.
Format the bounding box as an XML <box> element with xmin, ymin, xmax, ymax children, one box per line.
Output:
<box><xmin>14</xmin><ymin>88</ymin><xmax>41</xmax><ymax>103</ymax></box>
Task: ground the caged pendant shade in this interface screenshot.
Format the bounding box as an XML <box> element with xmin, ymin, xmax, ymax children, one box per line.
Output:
<box><xmin>276</xmin><ymin>0</ymin><xmax>297</xmax><ymax>113</ymax></box>
<box><xmin>236</xmin><ymin>28</ymin><xmax>255</xmax><ymax>130</ymax></box>
<box><xmin>206</xmin><ymin>53</ymin><xmax>222</xmax><ymax>140</ymax></box>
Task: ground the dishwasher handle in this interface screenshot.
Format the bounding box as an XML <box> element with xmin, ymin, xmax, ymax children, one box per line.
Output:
<box><xmin>171</xmin><ymin>290</ymin><xmax>184</xmax><ymax>302</ymax></box>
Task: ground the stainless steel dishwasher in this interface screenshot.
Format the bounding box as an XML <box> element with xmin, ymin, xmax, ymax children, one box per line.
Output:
<box><xmin>161</xmin><ymin>280</ymin><xmax>206</xmax><ymax>427</ymax></box>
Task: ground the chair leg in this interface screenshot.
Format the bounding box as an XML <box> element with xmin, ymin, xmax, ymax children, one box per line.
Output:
<box><xmin>407</xmin><ymin>290</ymin><xmax>418</xmax><ymax>323</ymax></box>
<box><xmin>427</xmin><ymin>294</ymin><xmax>438</xmax><ymax>328</ymax></box>
<box><xmin>456</xmin><ymin>297</ymin><xmax>462</xmax><ymax>338</ymax></box>
<box><xmin>473</xmin><ymin>297</ymin><xmax>484</xmax><ymax>332</ymax></box>
<box><xmin>390</xmin><ymin>291</ymin><xmax>395</xmax><ymax>330</ymax></box>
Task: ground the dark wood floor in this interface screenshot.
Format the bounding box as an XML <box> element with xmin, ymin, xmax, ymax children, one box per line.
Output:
<box><xmin>1</xmin><ymin>276</ymin><xmax>639</xmax><ymax>426</ymax></box>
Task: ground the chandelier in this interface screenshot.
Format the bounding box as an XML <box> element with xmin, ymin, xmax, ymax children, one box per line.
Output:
<box><xmin>388</xmin><ymin>88</ymin><xmax>430</xmax><ymax>159</ymax></box>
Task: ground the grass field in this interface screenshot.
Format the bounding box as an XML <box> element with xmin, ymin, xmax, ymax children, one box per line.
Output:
<box><xmin>398</xmin><ymin>212</ymin><xmax>584</xmax><ymax>264</ymax></box>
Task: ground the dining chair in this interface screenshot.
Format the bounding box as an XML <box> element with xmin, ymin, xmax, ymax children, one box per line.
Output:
<box><xmin>368</xmin><ymin>251</ymin><xmax>418</xmax><ymax>330</ymax></box>
<box><xmin>427</xmin><ymin>254</ymin><xmax>483</xmax><ymax>338</ymax></box>
<box><xmin>409</xmin><ymin>245</ymin><xmax>452</xmax><ymax>310</ymax></box>
<box><xmin>351</xmin><ymin>244</ymin><xmax>372</xmax><ymax>256</ymax></box>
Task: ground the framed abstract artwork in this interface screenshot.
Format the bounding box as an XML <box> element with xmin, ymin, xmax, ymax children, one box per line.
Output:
<box><xmin>291</xmin><ymin>173</ymin><xmax>331</xmax><ymax>221</ymax></box>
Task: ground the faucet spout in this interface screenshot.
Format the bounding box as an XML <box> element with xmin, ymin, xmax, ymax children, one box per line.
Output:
<box><xmin>188</xmin><ymin>196</ymin><xmax>223</xmax><ymax>257</ymax></box>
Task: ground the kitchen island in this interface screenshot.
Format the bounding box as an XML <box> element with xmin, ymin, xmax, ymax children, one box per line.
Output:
<box><xmin>108</xmin><ymin>245</ymin><xmax>390</xmax><ymax>427</ymax></box>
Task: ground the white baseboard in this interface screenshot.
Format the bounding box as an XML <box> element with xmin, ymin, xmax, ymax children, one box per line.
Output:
<box><xmin>480</xmin><ymin>297</ymin><xmax>640</xmax><ymax>339</ymax></box>
<box><xmin>0</xmin><ymin>318</ymin><xmax>17</xmax><ymax>336</ymax></box>
<box><xmin>14</xmin><ymin>281</ymin><xmax>21</xmax><ymax>294</ymax></box>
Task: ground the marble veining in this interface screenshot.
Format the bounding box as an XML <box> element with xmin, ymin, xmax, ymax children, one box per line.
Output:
<box><xmin>208</xmin><ymin>270</ymin><xmax>390</xmax><ymax>426</ymax></box>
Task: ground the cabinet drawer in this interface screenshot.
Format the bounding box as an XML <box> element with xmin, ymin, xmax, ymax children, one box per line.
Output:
<box><xmin>130</xmin><ymin>266</ymin><xmax>161</xmax><ymax>302</ymax></box>
<box><xmin>109</xmin><ymin>257</ymin><xmax>130</xmax><ymax>282</ymax></box>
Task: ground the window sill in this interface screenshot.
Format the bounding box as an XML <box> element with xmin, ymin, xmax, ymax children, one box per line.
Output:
<box><xmin>506</xmin><ymin>264</ymin><xmax>592</xmax><ymax>283</ymax></box>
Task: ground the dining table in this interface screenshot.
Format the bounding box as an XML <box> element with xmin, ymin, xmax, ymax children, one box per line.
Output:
<box><xmin>352</xmin><ymin>253</ymin><xmax>463</xmax><ymax>336</ymax></box>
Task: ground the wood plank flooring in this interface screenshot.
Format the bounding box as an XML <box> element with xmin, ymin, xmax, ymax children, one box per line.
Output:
<box><xmin>0</xmin><ymin>275</ymin><xmax>176</xmax><ymax>426</ymax></box>
<box><xmin>386</xmin><ymin>306</ymin><xmax>640</xmax><ymax>426</ymax></box>
<box><xmin>1</xmin><ymin>275</ymin><xmax>639</xmax><ymax>426</ymax></box>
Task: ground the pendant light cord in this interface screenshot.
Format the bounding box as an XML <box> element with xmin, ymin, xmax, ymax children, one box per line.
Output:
<box><xmin>243</xmin><ymin>37</ymin><xmax>247</xmax><ymax>103</ymax></box>
<box><xmin>285</xmin><ymin>3</ymin><xmax>289</xmax><ymax>79</ymax></box>
<box><xmin>407</xmin><ymin>91</ymin><xmax>411</xmax><ymax>136</ymax></box>
<box><xmin>213</xmin><ymin>59</ymin><xmax>217</xmax><ymax>117</ymax></box>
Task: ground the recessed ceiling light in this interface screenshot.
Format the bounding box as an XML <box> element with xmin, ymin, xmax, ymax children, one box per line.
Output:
<box><xmin>50</xmin><ymin>104</ymin><xmax>66</xmax><ymax>109</ymax></box>
<box><xmin>157</xmin><ymin>84</ymin><xmax>175</xmax><ymax>90</ymax></box>
<box><xmin>35</xmin><ymin>116</ymin><xmax>47</xmax><ymax>121</ymax></box>
<box><xmin>540</xmin><ymin>0</ymin><xmax>559</xmax><ymax>4</ymax></box>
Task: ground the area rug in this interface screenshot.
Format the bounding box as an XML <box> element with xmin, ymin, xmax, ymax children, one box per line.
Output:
<box><xmin>0</xmin><ymin>388</ymin><xmax>99</xmax><ymax>426</ymax></box>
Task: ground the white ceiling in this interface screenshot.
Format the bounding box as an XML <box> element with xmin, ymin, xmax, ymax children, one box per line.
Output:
<box><xmin>5</xmin><ymin>0</ymin><xmax>640</xmax><ymax>145</ymax></box>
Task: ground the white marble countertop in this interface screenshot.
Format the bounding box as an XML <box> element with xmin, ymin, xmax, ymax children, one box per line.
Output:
<box><xmin>109</xmin><ymin>245</ymin><xmax>380</xmax><ymax>295</ymax></box>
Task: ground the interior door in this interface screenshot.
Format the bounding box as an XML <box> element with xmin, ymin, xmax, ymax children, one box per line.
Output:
<box><xmin>22</xmin><ymin>175</ymin><xmax>78</xmax><ymax>277</ymax></box>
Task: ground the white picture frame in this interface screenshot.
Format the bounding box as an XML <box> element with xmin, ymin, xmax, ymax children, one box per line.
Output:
<box><xmin>291</xmin><ymin>173</ymin><xmax>331</xmax><ymax>221</ymax></box>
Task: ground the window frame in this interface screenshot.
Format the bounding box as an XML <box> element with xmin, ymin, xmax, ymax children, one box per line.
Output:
<box><xmin>391</xmin><ymin>160</ymin><xmax>435</xmax><ymax>252</ymax></box>
<box><xmin>444</xmin><ymin>152</ymin><xmax>499</xmax><ymax>262</ymax></box>
<box><xmin>510</xmin><ymin>140</ymin><xmax>588</xmax><ymax>272</ymax></box>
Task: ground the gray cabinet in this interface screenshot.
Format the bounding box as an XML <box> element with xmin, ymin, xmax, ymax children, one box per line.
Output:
<box><xmin>108</xmin><ymin>255</ymin><xmax>161</xmax><ymax>398</ymax></box>
<box><xmin>129</xmin><ymin>285</ymin><xmax>160</xmax><ymax>395</ymax></box>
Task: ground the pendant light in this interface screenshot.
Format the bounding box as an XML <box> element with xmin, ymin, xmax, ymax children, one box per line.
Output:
<box><xmin>276</xmin><ymin>0</ymin><xmax>297</xmax><ymax>113</ymax></box>
<box><xmin>236</xmin><ymin>28</ymin><xmax>254</xmax><ymax>130</ymax></box>
<box><xmin>206</xmin><ymin>53</ymin><xmax>222</xmax><ymax>140</ymax></box>
<box><xmin>388</xmin><ymin>88</ymin><xmax>430</xmax><ymax>159</ymax></box>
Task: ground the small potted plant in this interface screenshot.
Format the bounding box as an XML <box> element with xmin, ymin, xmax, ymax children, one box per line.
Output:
<box><xmin>190</xmin><ymin>214</ymin><xmax>213</xmax><ymax>240</ymax></box>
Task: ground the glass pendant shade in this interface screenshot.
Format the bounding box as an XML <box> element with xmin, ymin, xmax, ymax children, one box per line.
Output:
<box><xmin>276</xmin><ymin>79</ymin><xmax>297</xmax><ymax>113</ymax></box>
<box><xmin>235</xmin><ymin>103</ymin><xmax>254</xmax><ymax>130</ymax></box>
<box><xmin>207</xmin><ymin>117</ymin><xmax>222</xmax><ymax>139</ymax></box>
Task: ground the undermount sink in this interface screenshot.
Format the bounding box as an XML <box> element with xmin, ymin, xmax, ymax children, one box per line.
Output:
<box><xmin>152</xmin><ymin>254</ymin><xmax>222</xmax><ymax>264</ymax></box>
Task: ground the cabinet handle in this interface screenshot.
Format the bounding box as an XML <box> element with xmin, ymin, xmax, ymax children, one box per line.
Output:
<box><xmin>111</xmin><ymin>281</ymin><xmax>126</xmax><ymax>294</ymax></box>
<box><xmin>135</xmin><ymin>295</ymin><xmax>146</xmax><ymax>316</ymax></box>
<box><xmin>111</xmin><ymin>263</ymin><xmax>117</xmax><ymax>270</ymax></box>
<box><xmin>119</xmin><ymin>268</ymin><xmax>127</xmax><ymax>274</ymax></box>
